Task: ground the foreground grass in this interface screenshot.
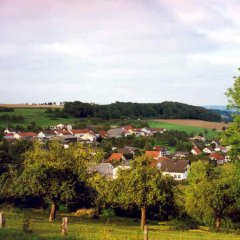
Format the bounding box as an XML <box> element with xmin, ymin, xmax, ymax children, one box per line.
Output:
<box><xmin>0</xmin><ymin>108</ymin><xmax>77</xmax><ymax>128</ymax></box>
<box><xmin>0</xmin><ymin>209</ymin><xmax>240</xmax><ymax>240</ymax></box>
<box><xmin>148</xmin><ymin>121</ymin><xmax>219</xmax><ymax>138</ymax></box>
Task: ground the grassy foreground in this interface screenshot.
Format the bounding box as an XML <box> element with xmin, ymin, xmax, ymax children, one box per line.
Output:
<box><xmin>0</xmin><ymin>209</ymin><xmax>240</xmax><ymax>240</ymax></box>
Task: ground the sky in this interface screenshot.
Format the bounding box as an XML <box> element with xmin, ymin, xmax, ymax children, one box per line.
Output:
<box><xmin>0</xmin><ymin>0</ymin><xmax>239</xmax><ymax>106</ymax></box>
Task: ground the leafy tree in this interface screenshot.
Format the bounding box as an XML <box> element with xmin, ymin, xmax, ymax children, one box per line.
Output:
<box><xmin>17</xmin><ymin>141</ymin><xmax>104</xmax><ymax>221</ymax></box>
<box><xmin>222</xmin><ymin>70</ymin><xmax>240</xmax><ymax>161</ymax></box>
<box><xmin>184</xmin><ymin>161</ymin><xmax>240</xmax><ymax>231</ymax></box>
<box><xmin>106</xmin><ymin>156</ymin><xmax>175</xmax><ymax>229</ymax></box>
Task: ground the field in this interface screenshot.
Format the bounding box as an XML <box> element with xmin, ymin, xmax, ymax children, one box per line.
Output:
<box><xmin>0</xmin><ymin>104</ymin><xmax>63</xmax><ymax>109</ymax></box>
<box><xmin>0</xmin><ymin>108</ymin><xmax>77</xmax><ymax>128</ymax></box>
<box><xmin>153</xmin><ymin>119</ymin><xmax>229</xmax><ymax>130</ymax></box>
<box><xmin>148</xmin><ymin>120</ymin><xmax>222</xmax><ymax>138</ymax></box>
<box><xmin>1</xmin><ymin>209</ymin><xmax>240</xmax><ymax>240</ymax></box>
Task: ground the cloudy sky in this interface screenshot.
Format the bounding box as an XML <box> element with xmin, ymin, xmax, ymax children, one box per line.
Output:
<box><xmin>0</xmin><ymin>0</ymin><xmax>239</xmax><ymax>105</ymax></box>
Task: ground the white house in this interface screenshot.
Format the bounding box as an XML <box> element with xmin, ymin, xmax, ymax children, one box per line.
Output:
<box><xmin>159</xmin><ymin>159</ymin><xmax>190</xmax><ymax>181</ymax></box>
<box><xmin>70</xmin><ymin>129</ymin><xmax>96</xmax><ymax>142</ymax></box>
<box><xmin>203</xmin><ymin>147</ymin><xmax>214</xmax><ymax>154</ymax></box>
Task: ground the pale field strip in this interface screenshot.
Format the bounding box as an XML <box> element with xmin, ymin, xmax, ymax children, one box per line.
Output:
<box><xmin>154</xmin><ymin>119</ymin><xmax>230</xmax><ymax>130</ymax></box>
<box><xmin>0</xmin><ymin>104</ymin><xmax>63</xmax><ymax>109</ymax></box>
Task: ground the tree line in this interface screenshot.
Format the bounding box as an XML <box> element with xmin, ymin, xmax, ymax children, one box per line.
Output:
<box><xmin>62</xmin><ymin>101</ymin><xmax>222</xmax><ymax>121</ymax></box>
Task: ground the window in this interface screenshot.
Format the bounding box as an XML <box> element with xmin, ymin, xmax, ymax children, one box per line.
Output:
<box><xmin>178</xmin><ymin>175</ymin><xmax>181</xmax><ymax>179</ymax></box>
<box><xmin>174</xmin><ymin>174</ymin><xmax>177</xmax><ymax>178</ymax></box>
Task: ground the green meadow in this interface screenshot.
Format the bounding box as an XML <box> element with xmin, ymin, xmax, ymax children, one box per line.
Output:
<box><xmin>0</xmin><ymin>108</ymin><xmax>77</xmax><ymax>128</ymax></box>
<box><xmin>148</xmin><ymin>121</ymin><xmax>219</xmax><ymax>138</ymax></box>
<box><xmin>0</xmin><ymin>209</ymin><xmax>240</xmax><ymax>240</ymax></box>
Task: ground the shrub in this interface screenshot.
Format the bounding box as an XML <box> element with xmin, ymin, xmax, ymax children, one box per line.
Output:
<box><xmin>101</xmin><ymin>208</ymin><xmax>115</xmax><ymax>217</ymax></box>
<box><xmin>169</xmin><ymin>218</ymin><xmax>198</xmax><ymax>231</ymax></box>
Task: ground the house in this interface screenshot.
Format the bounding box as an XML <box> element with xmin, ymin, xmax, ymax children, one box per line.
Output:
<box><xmin>97</xmin><ymin>130</ymin><xmax>108</xmax><ymax>138</ymax></box>
<box><xmin>140</xmin><ymin>128</ymin><xmax>153</xmax><ymax>136</ymax></box>
<box><xmin>191</xmin><ymin>146</ymin><xmax>202</xmax><ymax>155</ymax></box>
<box><xmin>153</xmin><ymin>146</ymin><xmax>170</xmax><ymax>156</ymax></box>
<box><xmin>145</xmin><ymin>151</ymin><xmax>162</xmax><ymax>160</ymax></box>
<box><xmin>14</xmin><ymin>132</ymin><xmax>37</xmax><ymax>140</ymax></box>
<box><xmin>122</xmin><ymin>125</ymin><xmax>134</xmax><ymax>135</ymax></box>
<box><xmin>209</xmin><ymin>152</ymin><xmax>227</xmax><ymax>164</ymax></box>
<box><xmin>150</xmin><ymin>156</ymin><xmax>170</xmax><ymax>168</ymax></box>
<box><xmin>214</xmin><ymin>146</ymin><xmax>227</xmax><ymax>153</ymax></box>
<box><xmin>159</xmin><ymin>159</ymin><xmax>190</xmax><ymax>181</ymax></box>
<box><xmin>189</xmin><ymin>136</ymin><xmax>206</xmax><ymax>142</ymax></box>
<box><xmin>91</xmin><ymin>163</ymin><xmax>114</xmax><ymax>178</ymax></box>
<box><xmin>113</xmin><ymin>165</ymin><xmax>131</xmax><ymax>179</ymax></box>
<box><xmin>37</xmin><ymin>130</ymin><xmax>56</xmax><ymax>139</ymax></box>
<box><xmin>70</xmin><ymin>129</ymin><xmax>96</xmax><ymax>142</ymax></box>
<box><xmin>117</xmin><ymin>146</ymin><xmax>138</xmax><ymax>155</ymax></box>
<box><xmin>107</xmin><ymin>128</ymin><xmax>125</xmax><ymax>138</ymax></box>
<box><xmin>105</xmin><ymin>153</ymin><xmax>126</xmax><ymax>163</ymax></box>
<box><xmin>203</xmin><ymin>147</ymin><xmax>214</xmax><ymax>154</ymax></box>
<box><xmin>54</xmin><ymin>129</ymin><xmax>72</xmax><ymax>136</ymax></box>
<box><xmin>56</xmin><ymin>124</ymin><xmax>65</xmax><ymax>129</ymax></box>
<box><xmin>151</xmin><ymin>128</ymin><xmax>166</xmax><ymax>134</ymax></box>
<box><xmin>172</xmin><ymin>151</ymin><xmax>189</xmax><ymax>159</ymax></box>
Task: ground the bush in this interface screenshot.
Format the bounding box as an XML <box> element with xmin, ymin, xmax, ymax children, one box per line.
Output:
<box><xmin>169</xmin><ymin>218</ymin><xmax>199</xmax><ymax>231</ymax></box>
<box><xmin>101</xmin><ymin>208</ymin><xmax>115</xmax><ymax>217</ymax></box>
<box><xmin>22</xmin><ymin>214</ymin><xmax>33</xmax><ymax>233</ymax></box>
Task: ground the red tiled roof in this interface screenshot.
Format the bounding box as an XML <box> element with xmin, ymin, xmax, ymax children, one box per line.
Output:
<box><xmin>99</xmin><ymin>130</ymin><xmax>107</xmax><ymax>137</ymax></box>
<box><xmin>145</xmin><ymin>151</ymin><xmax>160</xmax><ymax>159</ymax></box>
<box><xmin>5</xmin><ymin>133</ymin><xmax>14</xmax><ymax>137</ymax></box>
<box><xmin>107</xmin><ymin>153</ymin><xmax>124</xmax><ymax>162</ymax></box>
<box><xmin>123</xmin><ymin>125</ymin><xmax>133</xmax><ymax>131</ymax></box>
<box><xmin>209</xmin><ymin>152</ymin><xmax>225</xmax><ymax>160</ymax></box>
<box><xmin>18</xmin><ymin>132</ymin><xmax>37</xmax><ymax>137</ymax></box>
<box><xmin>55</xmin><ymin>130</ymin><xmax>72</xmax><ymax>135</ymax></box>
<box><xmin>192</xmin><ymin>147</ymin><xmax>202</xmax><ymax>154</ymax></box>
<box><xmin>71</xmin><ymin>129</ymin><xmax>95</xmax><ymax>135</ymax></box>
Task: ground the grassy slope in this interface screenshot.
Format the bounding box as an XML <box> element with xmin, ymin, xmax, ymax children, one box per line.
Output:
<box><xmin>0</xmin><ymin>109</ymin><xmax>77</xmax><ymax>128</ymax></box>
<box><xmin>148</xmin><ymin>121</ymin><xmax>219</xmax><ymax>138</ymax></box>
<box><xmin>0</xmin><ymin>210</ymin><xmax>239</xmax><ymax>240</ymax></box>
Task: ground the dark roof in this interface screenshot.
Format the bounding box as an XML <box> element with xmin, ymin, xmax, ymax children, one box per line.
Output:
<box><xmin>160</xmin><ymin>159</ymin><xmax>189</xmax><ymax>173</ymax></box>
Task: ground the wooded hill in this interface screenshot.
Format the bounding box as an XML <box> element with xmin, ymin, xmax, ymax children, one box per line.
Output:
<box><xmin>63</xmin><ymin>101</ymin><xmax>222</xmax><ymax>121</ymax></box>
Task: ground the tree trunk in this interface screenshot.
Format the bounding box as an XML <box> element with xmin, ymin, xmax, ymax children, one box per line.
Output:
<box><xmin>49</xmin><ymin>201</ymin><xmax>57</xmax><ymax>222</ymax></box>
<box><xmin>215</xmin><ymin>217</ymin><xmax>221</xmax><ymax>231</ymax></box>
<box><xmin>141</xmin><ymin>206</ymin><xmax>146</xmax><ymax>230</ymax></box>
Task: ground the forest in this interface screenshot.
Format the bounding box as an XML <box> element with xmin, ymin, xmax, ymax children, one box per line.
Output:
<box><xmin>62</xmin><ymin>101</ymin><xmax>222</xmax><ymax>121</ymax></box>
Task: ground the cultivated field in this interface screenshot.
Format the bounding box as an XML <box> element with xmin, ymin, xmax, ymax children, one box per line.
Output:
<box><xmin>1</xmin><ymin>209</ymin><xmax>240</xmax><ymax>240</ymax></box>
<box><xmin>0</xmin><ymin>104</ymin><xmax>63</xmax><ymax>109</ymax></box>
<box><xmin>154</xmin><ymin>119</ymin><xmax>229</xmax><ymax>130</ymax></box>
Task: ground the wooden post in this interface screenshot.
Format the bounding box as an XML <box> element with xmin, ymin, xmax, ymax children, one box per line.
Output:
<box><xmin>0</xmin><ymin>212</ymin><xmax>5</xmax><ymax>228</ymax></box>
<box><xmin>144</xmin><ymin>225</ymin><xmax>148</xmax><ymax>240</ymax></box>
<box><xmin>61</xmin><ymin>217</ymin><xmax>68</xmax><ymax>236</ymax></box>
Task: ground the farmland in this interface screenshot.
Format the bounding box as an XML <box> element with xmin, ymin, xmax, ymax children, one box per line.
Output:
<box><xmin>148</xmin><ymin>120</ymin><xmax>225</xmax><ymax>138</ymax></box>
<box><xmin>0</xmin><ymin>108</ymin><xmax>77</xmax><ymax>128</ymax></box>
<box><xmin>1</xmin><ymin>209</ymin><xmax>240</xmax><ymax>240</ymax></box>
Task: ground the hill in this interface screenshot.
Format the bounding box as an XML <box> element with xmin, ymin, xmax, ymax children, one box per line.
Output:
<box><xmin>63</xmin><ymin>101</ymin><xmax>222</xmax><ymax>121</ymax></box>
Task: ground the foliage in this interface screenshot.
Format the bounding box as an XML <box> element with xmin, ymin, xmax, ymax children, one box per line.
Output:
<box><xmin>63</xmin><ymin>101</ymin><xmax>222</xmax><ymax>121</ymax></box>
<box><xmin>222</xmin><ymin>71</ymin><xmax>240</xmax><ymax>161</ymax></box>
<box><xmin>184</xmin><ymin>161</ymin><xmax>240</xmax><ymax>230</ymax></box>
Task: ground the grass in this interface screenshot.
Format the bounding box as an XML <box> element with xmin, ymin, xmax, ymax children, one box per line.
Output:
<box><xmin>0</xmin><ymin>209</ymin><xmax>240</xmax><ymax>240</ymax></box>
<box><xmin>0</xmin><ymin>108</ymin><xmax>77</xmax><ymax>128</ymax></box>
<box><xmin>148</xmin><ymin>121</ymin><xmax>220</xmax><ymax>138</ymax></box>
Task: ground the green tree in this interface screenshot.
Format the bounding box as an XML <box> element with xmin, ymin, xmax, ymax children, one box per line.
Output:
<box><xmin>222</xmin><ymin>70</ymin><xmax>240</xmax><ymax>161</ymax></box>
<box><xmin>108</xmin><ymin>156</ymin><xmax>175</xmax><ymax>229</ymax></box>
<box><xmin>184</xmin><ymin>161</ymin><xmax>240</xmax><ymax>231</ymax></box>
<box><xmin>17</xmin><ymin>141</ymin><xmax>103</xmax><ymax>221</ymax></box>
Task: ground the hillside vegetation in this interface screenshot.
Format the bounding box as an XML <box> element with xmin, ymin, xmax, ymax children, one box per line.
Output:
<box><xmin>63</xmin><ymin>101</ymin><xmax>222</xmax><ymax>121</ymax></box>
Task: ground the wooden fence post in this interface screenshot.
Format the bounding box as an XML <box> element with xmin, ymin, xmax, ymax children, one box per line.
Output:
<box><xmin>61</xmin><ymin>217</ymin><xmax>68</xmax><ymax>236</ymax></box>
<box><xmin>0</xmin><ymin>212</ymin><xmax>5</xmax><ymax>228</ymax></box>
<box><xmin>144</xmin><ymin>225</ymin><xmax>148</xmax><ymax>240</ymax></box>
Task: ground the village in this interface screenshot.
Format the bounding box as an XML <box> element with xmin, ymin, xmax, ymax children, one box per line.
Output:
<box><xmin>2</xmin><ymin>123</ymin><xmax>230</xmax><ymax>181</ymax></box>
